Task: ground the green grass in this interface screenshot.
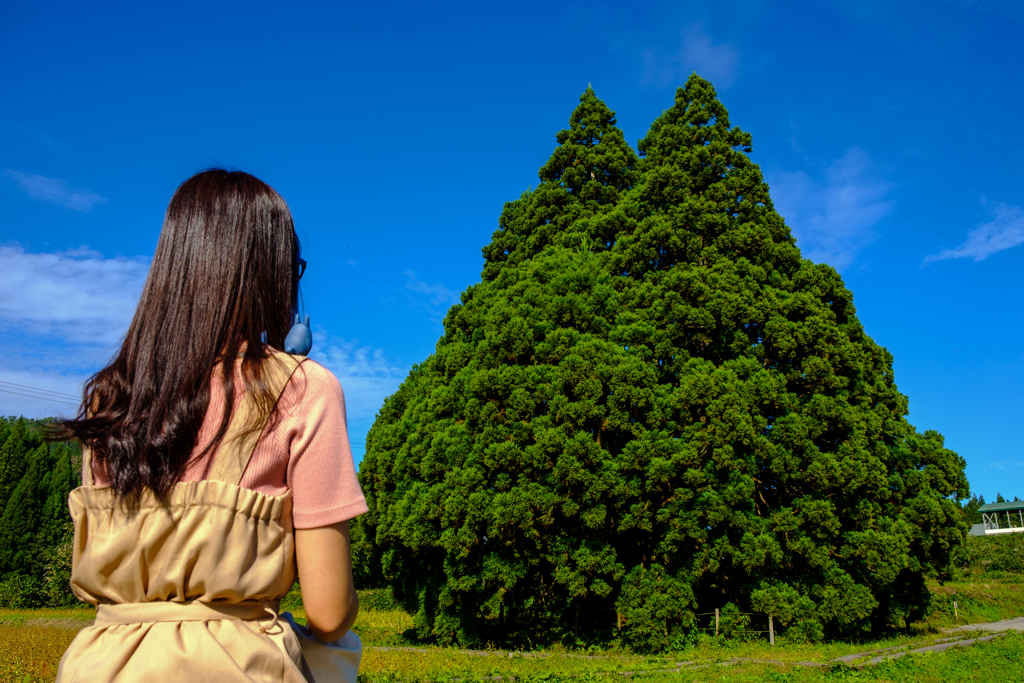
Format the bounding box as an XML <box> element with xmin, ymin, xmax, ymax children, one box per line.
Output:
<box><xmin>923</xmin><ymin>572</ymin><xmax>1024</xmax><ymax>630</ymax></box>
<box><xmin>0</xmin><ymin>606</ymin><xmax>94</xmax><ymax>626</ymax></box>
<box><xmin>2</xmin><ymin>576</ymin><xmax>1022</xmax><ymax>683</ymax></box>
<box><xmin>626</xmin><ymin>632</ymin><xmax>1024</xmax><ymax>683</ymax></box>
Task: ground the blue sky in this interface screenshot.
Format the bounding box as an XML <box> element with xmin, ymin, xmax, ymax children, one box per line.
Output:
<box><xmin>2</xmin><ymin>0</ymin><xmax>1022</xmax><ymax>500</ymax></box>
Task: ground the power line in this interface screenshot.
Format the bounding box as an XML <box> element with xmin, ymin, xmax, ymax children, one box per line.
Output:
<box><xmin>0</xmin><ymin>380</ymin><xmax>79</xmax><ymax>399</ymax></box>
<box><xmin>0</xmin><ymin>387</ymin><xmax>80</xmax><ymax>407</ymax></box>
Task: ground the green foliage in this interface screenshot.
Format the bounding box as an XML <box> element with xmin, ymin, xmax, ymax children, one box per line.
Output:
<box><xmin>750</xmin><ymin>583</ymin><xmax>815</xmax><ymax>630</ymax></box>
<box><xmin>616</xmin><ymin>564</ymin><xmax>695</xmax><ymax>652</ymax></box>
<box><xmin>356</xmin><ymin>76</ymin><xmax>969</xmax><ymax>652</ymax></box>
<box><xmin>351</xmin><ymin>508</ymin><xmax>384</xmax><ymax>589</ymax></box>
<box><xmin>0</xmin><ymin>574</ymin><xmax>44</xmax><ymax>609</ymax></box>
<box><xmin>40</xmin><ymin>522</ymin><xmax>76</xmax><ymax>608</ymax></box>
<box><xmin>715</xmin><ymin>603</ymin><xmax>751</xmax><ymax>640</ymax></box>
<box><xmin>358</xmin><ymin>587</ymin><xmax>401</xmax><ymax>612</ymax></box>
<box><xmin>0</xmin><ymin>417</ymin><xmax>80</xmax><ymax>608</ymax></box>
<box><xmin>954</xmin><ymin>533</ymin><xmax>1024</xmax><ymax>574</ymax></box>
<box><xmin>961</xmin><ymin>494</ymin><xmax>985</xmax><ymax>524</ymax></box>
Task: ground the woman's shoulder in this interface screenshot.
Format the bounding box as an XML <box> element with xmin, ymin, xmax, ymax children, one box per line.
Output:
<box><xmin>277</xmin><ymin>356</ymin><xmax>345</xmax><ymax>407</ymax></box>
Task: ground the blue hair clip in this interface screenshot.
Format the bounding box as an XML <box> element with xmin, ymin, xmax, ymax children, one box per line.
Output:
<box><xmin>284</xmin><ymin>315</ymin><xmax>312</xmax><ymax>356</ymax></box>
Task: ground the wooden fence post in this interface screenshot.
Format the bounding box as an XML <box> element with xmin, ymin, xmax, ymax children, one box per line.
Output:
<box><xmin>715</xmin><ymin>608</ymin><xmax>719</xmax><ymax>636</ymax></box>
<box><xmin>768</xmin><ymin>615</ymin><xmax>775</xmax><ymax>646</ymax></box>
<box><xmin>953</xmin><ymin>601</ymin><xmax>959</xmax><ymax>623</ymax></box>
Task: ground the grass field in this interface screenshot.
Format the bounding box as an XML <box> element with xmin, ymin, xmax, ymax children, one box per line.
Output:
<box><xmin>2</xmin><ymin>577</ymin><xmax>1022</xmax><ymax>683</ymax></box>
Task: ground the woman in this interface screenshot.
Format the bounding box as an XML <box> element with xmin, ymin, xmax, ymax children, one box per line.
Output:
<box><xmin>55</xmin><ymin>169</ymin><xmax>366</xmax><ymax>681</ymax></box>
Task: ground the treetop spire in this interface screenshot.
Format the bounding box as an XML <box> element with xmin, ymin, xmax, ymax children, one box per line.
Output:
<box><xmin>482</xmin><ymin>88</ymin><xmax>637</xmax><ymax>280</ymax></box>
<box><xmin>539</xmin><ymin>87</ymin><xmax>637</xmax><ymax>197</ymax></box>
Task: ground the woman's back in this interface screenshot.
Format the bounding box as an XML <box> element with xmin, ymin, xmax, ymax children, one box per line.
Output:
<box><xmin>88</xmin><ymin>356</ymin><xmax>365</xmax><ymax>528</ymax></box>
<box><xmin>59</xmin><ymin>352</ymin><xmax>310</xmax><ymax>682</ymax></box>
<box><xmin>55</xmin><ymin>170</ymin><xmax>366</xmax><ymax>681</ymax></box>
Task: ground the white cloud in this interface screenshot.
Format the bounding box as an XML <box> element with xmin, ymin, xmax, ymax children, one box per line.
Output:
<box><xmin>402</xmin><ymin>269</ymin><xmax>463</xmax><ymax>328</ymax></box>
<box><xmin>5</xmin><ymin>170</ymin><xmax>108</xmax><ymax>211</ymax></box>
<box><xmin>642</xmin><ymin>23</ymin><xmax>739</xmax><ymax>89</ymax></box>
<box><xmin>0</xmin><ymin>246</ymin><xmax>148</xmax><ymax>417</ymax></box>
<box><xmin>0</xmin><ymin>368</ymin><xmax>86</xmax><ymax>419</ymax></box>
<box><xmin>0</xmin><ymin>245</ymin><xmax>149</xmax><ymax>344</ymax></box>
<box><xmin>309</xmin><ymin>330</ymin><xmax>409</xmax><ymax>443</ymax></box>
<box><xmin>767</xmin><ymin>148</ymin><xmax>894</xmax><ymax>270</ymax></box>
<box><xmin>924</xmin><ymin>201</ymin><xmax>1024</xmax><ymax>264</ymax></box>
<box><xmin>0</xmin><ymin>246</ymin><xmax>412</xmax><ymax>436</ymax></box>
<box><xmin>403</xmin><ymin>269</ymin><xmax>460</xmax><ymax>307</ymax></box>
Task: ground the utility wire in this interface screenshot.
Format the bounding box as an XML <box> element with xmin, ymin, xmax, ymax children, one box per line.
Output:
<box><xmin>0</xmin><ymin>387</ymin><xmax>80</xmax><ymax>407</ymax></box>
<box><xmin>0</xmin><ymin>380</ymin><xmax>80</xmax><ymax>399</ymax></box>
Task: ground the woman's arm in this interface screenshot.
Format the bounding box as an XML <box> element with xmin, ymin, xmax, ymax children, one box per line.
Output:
<box><xmin>295</xmin><ymin>520</ymin><xmax>359</xmax><ymax>642</ymax></box>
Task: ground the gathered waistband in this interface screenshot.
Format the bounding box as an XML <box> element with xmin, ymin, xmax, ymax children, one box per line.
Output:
<box><xmin>96</xmin><ymin>599</ymin><xmax>281</xmax><ymax>627</ymax></box>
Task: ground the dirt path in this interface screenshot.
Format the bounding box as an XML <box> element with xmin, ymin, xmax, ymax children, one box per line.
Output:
<box><xmin>944</xmin><ymin>616</ymin><xmax>1024</xmax><ymax>633</ymax></box>
<box><xmin>835</xmin><ymin>633</ymin><xmax>1007</xmax><ymax>667</ymax></box>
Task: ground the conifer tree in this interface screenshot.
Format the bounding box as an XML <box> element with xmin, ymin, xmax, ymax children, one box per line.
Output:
<box><xmin>0</xmin><ymin>443</ymin><xmax>48</xmax><ymax>577</ymax></box>
<box><xmin>361</xmin><ymin>89</ymin><xmax>640</xmax><ymax>645</ymax></box>
<box><xmin>0</xmin><ymin>423</ymin><xmax>79</xmax><ymax>585</ymax></box>
<box><xmin>482</xmin><ymin>87</ymin><xmax>638</xmax><ymax>280</ymax></box>
<box><xmin>0</xmin><ymin>423</ymin><xmax>29</xmax><ymax>507</ymax></box>
<box><xmin>358</xmin><ymin>77</ymin><xmax>968</xmax><ymax>649</ymax></box>
<box><xmin>607</xmin><ymin>76</ymin><xmax>967</xmax><ymax>645</ymax></box>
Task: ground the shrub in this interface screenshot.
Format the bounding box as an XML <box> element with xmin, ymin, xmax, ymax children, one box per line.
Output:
<box><xmin>955</xmin><ymin>533</ymin><xmax>1024</xmax><ymax>574</ymax></box>
<box><xmin>0</xmin><ymin>574</ymin><xmax>45</xmax><ymax>609</ymax></box>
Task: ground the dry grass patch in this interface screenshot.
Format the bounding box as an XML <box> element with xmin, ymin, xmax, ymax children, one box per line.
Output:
<box><xmin>0</xmin><ymin>625</ymin><xmax>79</xmax><ymax>683</ymax></box>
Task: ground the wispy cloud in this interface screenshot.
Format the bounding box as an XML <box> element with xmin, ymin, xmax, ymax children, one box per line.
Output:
<box><xmin>767</xmin><ymin>148</ymin><xmax>894</xmax><ymax>270</ymax></box>
<box><xmin>987</xmin><ymin>459</ymin><xmax>1024</xmax><ymax>470</ymax></box>
<box><xmin>0</xmin><ymin>246</ymin><xmax>412</xmax><ymax>434</ymax></box>
<box><xmin>310</xmin><ymin>330</ymin><xmax>409</xmax><ymax>457</ymax></box>
<box><xmin>404</xmin><ymin>270</ymin><xmax>460</xmax><ymax>307</ymax></box>
<box><xmin>0</xmin><ymin>246</ymin><xmax>149</xmax><ymax>345</ymax></box>
<box><xmin>403</xmin><ymin>269</ymin><xmax>462</xmax><ymax>327</ymax></box>
<box><xmin>924</xmin><ymin>200</ymin><xmax>1024</xmax><ymax>264</ymax></box>
<box><xmin>0</xmin><ymin>246</ymin><xmax>150</xmax><ymax>417</ymax></box>
<box><xmin>5</xmin><ymin>170</ymin><xmax>107</xmax><ymax>211</ymax></box>
<box><xmin>641</xmin><ymin>23</ymin><xmax>739</xmax><ymax>89</ymax></box>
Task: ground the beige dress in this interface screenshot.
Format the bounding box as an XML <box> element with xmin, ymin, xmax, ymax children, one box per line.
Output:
<box><xmin>58</xmin><ymin>353</ymin><xmax>310</xmax><ymax>682</ymax></box>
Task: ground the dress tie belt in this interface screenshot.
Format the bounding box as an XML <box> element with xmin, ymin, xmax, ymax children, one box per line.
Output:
<box><xmin>96</xmin><ymin>599</ymin><xmax>282</xmax><ymax>633</ymax></box>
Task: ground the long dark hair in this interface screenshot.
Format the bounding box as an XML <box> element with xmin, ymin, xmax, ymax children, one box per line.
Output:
<box><xmin>59</xmin><ymin>169</ymin><xmax>301</xmax><ymax>508</ymax></box>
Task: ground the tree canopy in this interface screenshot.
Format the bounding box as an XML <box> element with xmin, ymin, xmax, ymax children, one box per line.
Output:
<box><xmin>356</xmin><ymin>76</ymin><xmax>969</xmax><ymax>650</ymax></box>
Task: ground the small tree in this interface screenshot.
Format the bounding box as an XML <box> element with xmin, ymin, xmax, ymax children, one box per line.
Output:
<box><xmin>962</xmin><ymin>494</ymin><xmax>985</xmax><ymax>525</ymax></box>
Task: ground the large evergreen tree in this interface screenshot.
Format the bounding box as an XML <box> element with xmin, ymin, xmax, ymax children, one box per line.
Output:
<box><xmin>361</xmin><ymin>89</ymin><xmax>641</xmax><ymax>645</ymax></box>
<box><xmin>357</xmin><ymin>77</ymin><xmax>968</xmax><ymax>649</ymax></box>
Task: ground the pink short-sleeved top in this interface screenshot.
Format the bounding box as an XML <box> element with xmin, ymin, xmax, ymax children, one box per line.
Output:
<box><xmin>90</xmin><ymin>358</ymin><xmax>368</xmax><ymax>529</ymax></box>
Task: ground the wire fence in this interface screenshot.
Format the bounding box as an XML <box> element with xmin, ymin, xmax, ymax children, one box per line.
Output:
<box><xmin>692</xmin><ymin>610</ymin><xmax>777</xmax><ymax>643</ymax></box>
